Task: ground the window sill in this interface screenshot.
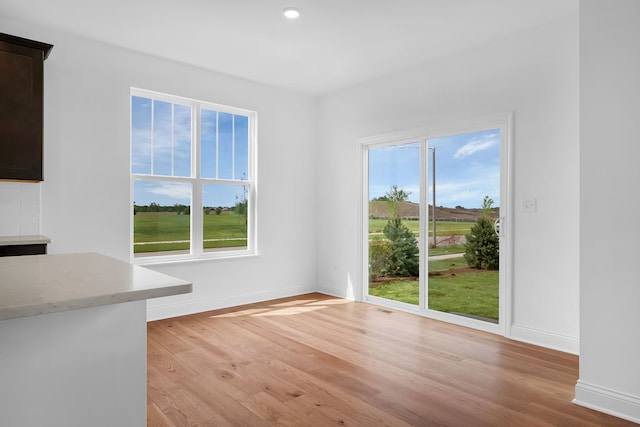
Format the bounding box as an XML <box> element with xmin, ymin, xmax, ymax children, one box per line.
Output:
<box><xmin>132</xmin><ymin>251</ymin><xmax>259</xmax><ymax>267</ymax></box>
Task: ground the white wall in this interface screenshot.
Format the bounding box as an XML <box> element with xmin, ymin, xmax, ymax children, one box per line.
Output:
<box><xmin>0</xmin><ymin>181</ymin><xmax>40</xmax><ymax>236</ymax></box>
<box><xmin>316</xmin><ymin>16</ymin><xmax>580</xmax><ymax>353</ymax></box>
<box><xmin>0</xmin><ymin>17</ymin><xmax>318</xmax><ymax>319</ymax></box>
<box><xmin>574</xmin><ymin>0</ymin><xmax>640</xmax><ymax>423</ymax></box>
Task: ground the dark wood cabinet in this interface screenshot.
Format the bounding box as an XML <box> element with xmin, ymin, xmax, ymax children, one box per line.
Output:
<box><xmin>0</xmin><ymin>243</ymin><xmax>47</xmax><ymax>257</ymax></box>
<box><xmin>0</xmin><ymin>33</ymin><xmax>52</xmax><ymax>181</ymax></box>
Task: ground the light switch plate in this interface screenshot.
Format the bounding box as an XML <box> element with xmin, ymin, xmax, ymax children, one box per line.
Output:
<box><xmin>521</xmin><ymin>198</ymin><xmax>537</xmax><ymax>213</ymax></box>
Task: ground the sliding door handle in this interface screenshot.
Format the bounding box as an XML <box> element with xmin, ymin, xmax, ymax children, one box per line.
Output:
<box><xmin>494</xmin><ymin>217</ymin><xmax>503</xmax><ymax>237</ymax></box>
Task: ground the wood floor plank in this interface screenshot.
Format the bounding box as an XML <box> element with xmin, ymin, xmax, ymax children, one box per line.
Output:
<box><xmin>148</xmin><ymin>293</ymin><xmax>637</xmax><ymax>426</ymax></box>
<box><xmin>147</xmin><ymin>402</ymin><xmax>177</xmax><ymax>427</ymax></box>
<box><xmin>239</xmin><ymin>391</ymin><xmax>309</xmax><ymax>427</ymax></box>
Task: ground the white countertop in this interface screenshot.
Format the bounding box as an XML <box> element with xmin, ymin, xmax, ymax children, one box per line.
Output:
<box><xmin>0</xmin><ymin>252</ymin><xmax>192</xmax><ymax>321</ymax></box>
<box><xmin>0</xmin><ymin>235</ymin><xmax>51</xmax><ymax>246</ymax></box>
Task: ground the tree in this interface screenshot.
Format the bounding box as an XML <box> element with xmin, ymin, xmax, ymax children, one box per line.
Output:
<box><xmin>464</xmin><ymin>196</ymin><xmax>499</xmax><ymax>270</ymax></box>
<box><xmin>234</xmin><ymin>199</ymin><xmax>247</xmax><ymax>216</ymax></box>
<box><xmin>384</xmin><ymin>185</ymin><xmax>411</xmax><ymax>219</ymax></box>
<box><xmin>481</xmin><ymin>196</ymin><xmax>494</xmax><ymax>215</ymax></box>
<box><xmin>383</xmin><ymin>218</ymin><xmax>420</xmax><ymax>276</ymax></box>
<box><xmin>381</xmin><ymin>185</ymin><xmax>419</xmax><ymax>277</ymax></box>
<box><xmin>233</xmin><ymin>191</ymin><xmax>249</xmax><ymax>239</ymax></box>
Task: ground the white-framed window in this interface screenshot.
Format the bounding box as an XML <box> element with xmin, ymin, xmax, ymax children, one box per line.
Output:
<box><xmin>130</xmin><ymin>88</ymin><xmax>257</xmax><ymax>263</ymax></box>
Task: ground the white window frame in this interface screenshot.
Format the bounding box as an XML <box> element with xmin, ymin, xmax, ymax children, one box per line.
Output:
<box><xmin>130</xmin><ymin>88</ymin><xmax>257</xmax><ymax>264</ymax></box>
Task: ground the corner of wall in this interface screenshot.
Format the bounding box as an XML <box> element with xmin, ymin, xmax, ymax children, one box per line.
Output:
<box><xmin>574</xmin><ymin>381</ymin><xmax>640</xmax><ymax>424</ymax></box>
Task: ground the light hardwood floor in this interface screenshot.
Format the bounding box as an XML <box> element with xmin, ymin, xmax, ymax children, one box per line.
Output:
<box><xmin>147</xmin><ymin>293</ymin><xmax>636</xmax><ymax>426</ymax></box>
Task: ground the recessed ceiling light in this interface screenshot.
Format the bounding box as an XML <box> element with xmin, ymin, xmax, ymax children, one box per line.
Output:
<box><xmin>283</xmin><ymin>7</ymin><xmax>300</xmax><ymax>19</ymax></box>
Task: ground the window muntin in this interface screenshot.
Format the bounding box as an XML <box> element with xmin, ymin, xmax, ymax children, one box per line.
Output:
<box><xmin>131</xmin><ymin>96</ymin><xmax>192</xmax><ymax>177</ymax></box>
<box><xmin>131</xmin><ymin>89</ymin><xmax>256</xmax><ymax>261</ymax></box>
<box><xmin>200</xmin><ymin>109</ymin><xmax>249</xmax><ymax>180</ymax></box>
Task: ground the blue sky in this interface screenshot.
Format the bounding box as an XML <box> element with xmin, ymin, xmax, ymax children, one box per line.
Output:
<box><xmin>368</xmin><ymin>129</ymin><xmax>500</xmax><ymax>209</ymax></box>
<box><xmin>131</xmin><ymin>96</ymin><xmax>249</xmax><ymax>208</ymax></box>
<box><xmin>132</xmin><ymin>96</ymin><xmax>499</xmax><ymax>209</ymax></box>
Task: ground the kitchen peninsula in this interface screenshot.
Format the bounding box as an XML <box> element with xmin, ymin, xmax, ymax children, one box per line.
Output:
<box><xmin>0</xmin><ymin>252</ymin><xmax>192</xmax><ymax>427</ymax></box>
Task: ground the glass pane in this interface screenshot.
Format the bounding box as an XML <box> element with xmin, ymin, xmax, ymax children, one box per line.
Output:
<box><xmin>131</xmin><ymin>96</ymin><xmax>151</xmax><ymax>174</ymax></box>
<box><xmin>202</xmin><ymin>183</ymin><xmax>248</xmax><ymax>252</ymax></box>
<box><xmin>201</xmin><ymin>109</ymin><xmax>217</xmax><ymax>179</ymax></box>
<box><xmin>234</xmin><ymin>114</ymin><xmax>249</xmax><ymax>180</ymax></box>
<box><xmin>133</xmin><ymin>180</ymin><xmax>191</xmax><ymax>257</ymax></box>
<box><xmin>153</xmin><ymin>100</ymin><xmax>172</xmax><ymax>176</ymax></box>
<box><xmin>218</xmin><ymin>112</ymin><xmax>233</xmax><ymax>179</ymax></box>
<box><xmin>368</xmin><ymin>142</ymin><xmax>421</xmax><ymax>306</ymax></box>
<box><xmin>173</xmin><ymin>104</ymin><xmax>192</xmax><ymax>177</ymax></box>
<box><xmin>427</xmin><ymin>129</ymin><xmax>500</xmax><ymax>323</ymax></box>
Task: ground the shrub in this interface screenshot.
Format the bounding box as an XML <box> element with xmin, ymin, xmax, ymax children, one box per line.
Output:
<box><xmin>369</xmin><ymin>240</ymin><xmax>392</xmax><ymax>281</ymax></box>
<box><xmin>383</xmin><ymin>218</ymin><xmax>420</xmax><ymax>277</ymax></box>
<box><xmin>369</xmin><ymin>185</ymin><xmax>420</xmax><ymax>279</ymax></box>
<box><xmin>464</xmin><ymin>217</ymin><xmax>499</xmax><ymax>270</ymax></box>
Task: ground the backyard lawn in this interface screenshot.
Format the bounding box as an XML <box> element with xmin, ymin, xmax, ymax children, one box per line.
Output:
<box><xmin>369</xmin><ymin>219</ymin><xmax>473</xmax><ymax>237</ymax></box>
<box><xmin>369</xmin><ymin>256</ymin><xmax>499</xmax><ymax>321</ymax></box>
<box><xmin>133</xmin><ymin>212</ymin><xmax>247</xmax><ymax>253</ymax></box>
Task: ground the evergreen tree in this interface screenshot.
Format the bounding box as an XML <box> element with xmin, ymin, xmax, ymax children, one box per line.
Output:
<box><xmin>383</xmin><ymin>218</ymin><xmax>420</xmax><ymax>276</ymax></box>
<box><xmin>464</xmin><ymin>196</ymin><xmax>499</xmax><ymax>270</ymax></box>
<box><xmin>382</xmin><ymin>186</ymin><xmax>419</xmax><ymax>277</ymax></box>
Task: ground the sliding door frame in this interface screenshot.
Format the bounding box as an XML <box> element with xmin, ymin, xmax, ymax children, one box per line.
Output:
<box><xmin>359</xmin><ymin>112</ymin><xmax>514</xmax><ymax>337</ymax></box>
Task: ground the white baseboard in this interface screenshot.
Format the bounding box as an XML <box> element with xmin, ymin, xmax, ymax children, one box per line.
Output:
<box><xmin>146</xmin><ymin>286</ymin><xmax>315</xmax><ymax>321</ymax></box>
<box><xmin>316</xmin><ymin>284</ymin><xmax>355</xmax><ymax>300</ymax></box>
<box><xmin>574</xmin><ymin>380</ymin><xmax>640</xmax><ymax>424</ymax></box>
<box><xmin>509</xmin><ymin>324</ymin><xmax>579</xmax><ymax>355</ymax></box>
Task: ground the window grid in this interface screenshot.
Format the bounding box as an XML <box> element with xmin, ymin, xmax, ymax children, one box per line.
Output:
<box><xmin>215</xmin><ymin>110</ymin><xmax>219</xmax><ymax>179</ymax></box>
<box><xmin>170</xmin><ymin>104</ymin><xmax>175</xmax><ymax>177</ymax></box>
<box><xmin>131</xmin><ymin>88</ymin><xmax>256</xmax><ymax>262</ymax></box>
<box><xmin>232</xmin><ymin>114</ymin><xmax>236</xmax><ymax>180</ymax></box>
<box><xmin>150</xmin><ymin>100</ymin><xmax>155</xmax><ymax>175</ymax></box>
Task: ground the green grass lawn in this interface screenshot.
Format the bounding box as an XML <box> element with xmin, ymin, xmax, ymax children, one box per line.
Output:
<box><xmin>369</xmin><ymin>256</ymin><xmax>499</xmax><ymax>321</ymax></box>
<box><xmin>428</xmin><ymin>244</ymin><xmax>466</xmax><ymax>257</ymax></box>
<box><xmin>428</xmin><ymin>271</ymin><xmax>498</xmax><ymax>320</ymax></box>
<box><xmin>134</xmin><ymin>212</ymin><xmax>247</xmax><ymax>253</ymax></box>
<box><xmin>369</xmin><ymin>219</ymin><xmax>473</xmax><ymax>237</ymax></box>
<box><xmin>134</xmin><ymin>212</ymin><xmax>190</xmax><ymax>243</ymax></box>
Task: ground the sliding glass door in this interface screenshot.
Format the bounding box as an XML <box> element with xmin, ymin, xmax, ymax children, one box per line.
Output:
<box><xmin>367</xmin><ymin>141</ymin><xmax>422</xmax><ymax>307</ymax></box>
<box><xmin>424</xmin><ymin>130</ymin><xmax>501</xmax><ymax>324</ymax></box>
<box><xmin>363</xmin><ymin>115</ymin><xmax>510</xmax><ymax>334</ymax></box>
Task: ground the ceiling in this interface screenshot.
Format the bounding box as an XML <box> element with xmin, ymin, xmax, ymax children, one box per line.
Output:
<box><xmin>0</xmin><ymin>0</ymin><xmax>577</xmax><ymax>96</ymax></box>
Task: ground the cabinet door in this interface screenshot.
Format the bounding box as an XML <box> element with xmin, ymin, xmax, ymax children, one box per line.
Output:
<box><xmin>0</xmin><ymin>41</ymin><xmax>44</xmax><ymax>181</ymax></box>
<box><xmin>0</xmin><ymin>244</ymin><xmax>47</xmax><ymax>257</ymax></box>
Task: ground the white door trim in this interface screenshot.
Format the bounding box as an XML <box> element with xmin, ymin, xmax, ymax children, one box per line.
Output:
<box><xmin>359</xmin><ymin>112</ymin><xmax>514</xmax><ymax>338</ymax></box>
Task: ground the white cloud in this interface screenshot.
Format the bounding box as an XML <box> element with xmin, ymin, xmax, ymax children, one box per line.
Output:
<box><xmin>453</xmin><ymin>135</ymin><xmax>498</xmax><ymax>159</ymax></box>
<box><xmin>149</xmin><ymin>182</ymin><xmax>191</xmax><ymax>199</ymax></box>
<box><xmin>429</xmin><ymin>177</ymin><xmax>500</xmax><ymax>208</ymax></box>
